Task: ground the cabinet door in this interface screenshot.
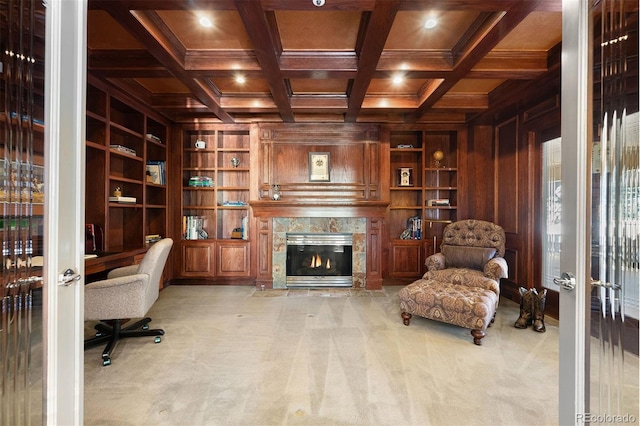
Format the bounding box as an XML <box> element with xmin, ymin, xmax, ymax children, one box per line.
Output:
<box><xmin>181</xmin><ymin>241</ymin><xmax>215</xmax><ymax>277</ymax></box>
<box><xmin>389</xmin><ymin>241</ymin><xmax>423</xmax><ymax>277</ymax></box>
<box><xmin>216</xmin><ymin>241</ymin><xmax>250</xmax><ymax>277</ymax></box>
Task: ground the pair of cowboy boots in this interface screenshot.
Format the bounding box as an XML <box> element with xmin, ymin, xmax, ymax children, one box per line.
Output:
<box><xmin>514</xmin><ymin>287</ymin><xmax>547</xmax><ymax>332</ymax></box>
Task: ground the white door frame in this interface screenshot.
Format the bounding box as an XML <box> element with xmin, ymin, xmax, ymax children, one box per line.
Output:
<box><xmin>559</xmin><ymin>0</ymin><xmax>590</xmax><ymax>424</ymax></box>
<box><xmin>43</xmin><ymin>0</ymin><xmax>87</xmax><ymax>423</ymax></box>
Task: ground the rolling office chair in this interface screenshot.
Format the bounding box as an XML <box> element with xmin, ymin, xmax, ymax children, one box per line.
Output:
<box><xmin>84</xmin><ymin>238</ymin><xmax>173</xmax><ymax>366</ymax></box>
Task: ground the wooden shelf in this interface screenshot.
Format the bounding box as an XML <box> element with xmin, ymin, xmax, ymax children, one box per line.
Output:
<box><xmin>179</xmin><ymin>126</ymin><xmax>252</xmax><ymax>279</ymax></box>
<box><xmin>388</xmin><ymin>128</ymin><xmax>460</xmax><ymax>278</ymax></box>
<box><xmin>85</xmin><ymin>81</ymin><xmax>170</xmax><ymax>252</ymax></box>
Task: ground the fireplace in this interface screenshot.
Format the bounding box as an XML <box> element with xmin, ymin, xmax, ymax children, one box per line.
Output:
<box><xmin>286</xmin><ymin>233</ymin><xmax>353</xmax><ymax>287</ymax></box>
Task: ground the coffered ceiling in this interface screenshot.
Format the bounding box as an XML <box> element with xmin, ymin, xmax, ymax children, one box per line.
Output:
<box><xmin>87</xmin><ymin>0</ymin><xmax>562</xmax><ymax>124</ymax></box>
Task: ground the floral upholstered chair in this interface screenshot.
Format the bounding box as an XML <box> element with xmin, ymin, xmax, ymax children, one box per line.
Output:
<box><xmin>425</xmin><ymin>219</ymin><xmax>508</xmax><ymax>287</ymax></box>
<box><xmin>399</xmin><ymin>219</ymin><xmax>508</xmax><ymax>345</ymax></box>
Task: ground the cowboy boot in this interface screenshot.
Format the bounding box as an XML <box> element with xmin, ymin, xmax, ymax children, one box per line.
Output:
<box><xmin>514</xmin><ymin>287</ymin><xmax>534</xmax><ymax>329</ymax></box>
<box><xmin>532</xmin><ymin>288</ymin><xmax>547</xmax><ymax>332</ymax></box>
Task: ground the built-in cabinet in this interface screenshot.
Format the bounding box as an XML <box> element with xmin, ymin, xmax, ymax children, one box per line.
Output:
<box><xmin>178</xmin><ymin>125</ymin><xmax>251</xmax><ymax>279</ymax></box>
<box><xmin>387</xmin><ymin>127</ymin><xmax>461</xmax><ymax>278</ymax></box>
<box><xmin>85</xmin><ymin>81</ymin><xmax>169</xmax><ymax>252</ymax></box>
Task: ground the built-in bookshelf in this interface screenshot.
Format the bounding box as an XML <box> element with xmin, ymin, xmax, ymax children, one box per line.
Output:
<box><xmin>178</xmin><ymin>125</ymin><xmax>251</xmax><ymax>278</ymax></box>
<box><xmin>388</xmin><ymin>128</ymin><xmax>460</xmax><ymax>277</ymax></box>
<box><xmin>85</xmin><ymin>80</ymin><xmax>169</xmax><ymax>252</ymax></box>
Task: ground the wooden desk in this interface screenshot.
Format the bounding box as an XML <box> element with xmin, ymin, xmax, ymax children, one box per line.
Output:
<box><xmin>84</xmin><ymin>248</ymin><xmax>149</xmax><ymax>277</ymax></box>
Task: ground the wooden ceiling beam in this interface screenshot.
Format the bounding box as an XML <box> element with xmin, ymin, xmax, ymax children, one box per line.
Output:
<box><xmin>410</xmin><ymin>0</ymin><xmax>546</xmax><ymax>121</ymax></box>
<box><xmin>89</xmin><ymin>0</ymin><xmax>237</xmax><ymax>11</ymax></box>
<box><xmin>433</xmin><ymin>93</ymin><xmax>489</xmax><ymax>110</ymax></box>
<box><xmin>234</xmin><ymin>0</ymin><xmax>295</xmax><ymax>122</ymax></box>
<box><xmin>398</xmin><ymin>0</ymin><xmax>560</xmax><ymax>12</ymax></box>
<box><xmin>344</xmin><ymin>0</ymin><xmax>402</xmax><ymax>122</ymax></box>
<box><xmin>100</xmin><ymin>4</ymin><xmax>235</xmax><ymax>122</ymax></box>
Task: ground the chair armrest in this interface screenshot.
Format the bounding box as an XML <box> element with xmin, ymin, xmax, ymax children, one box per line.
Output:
<box><xmin>84</xmin><ymin>274</ymin><xmax>149</xmax><ymax>320</ymax></box>
<box><xmin>425</xmin><ymin>253</ymin><xmax>445</xmax><ymax>272</ymax></box>
<box><xmin>107</xmin><ymin>264</ymin><xmax>139</xmax><ymax>279</ymax></box>
<box><xmin>484</xmin><ymin>257</ymin><xmax>508</xmax><ymax>281</ymax></box>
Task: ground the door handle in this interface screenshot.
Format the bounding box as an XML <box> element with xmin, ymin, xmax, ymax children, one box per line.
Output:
<box><xmin>554</xmin><ymin>272</ymin><xmax>576</xmax><ymax>291</ymax></box>
<box><xmin>58</xmin><ymin>268</ymin><xmax>81</xmax><ymax>286</ymax></box>
<box><xmin>591</xmin><ymin>279</ymin><xmax>621</xmax><ymax>290</ymax></box>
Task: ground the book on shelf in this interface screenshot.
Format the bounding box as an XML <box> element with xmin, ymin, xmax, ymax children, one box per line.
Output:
<box><xmin>108</xmin><ymin>196</ymin><xmax>136</xmax><ymax>204</ymax></box>
<box><xmin>400</xmin><ymin>216</ymin><xmax>422</xmax><ymax>240</ymax></box>
<box><xmin>188</xmin><ymin>176</ymin><xmax>214</xmax><ymax>187</ymax></box>
<box><xmin>427</xmin><ymin>199</ymin><xmax>450</xmax><ymax>206</ymax></box>
<box><xmin>411</xmin><ymin>216</ymin><xmax>422</xmax><ymax>240</ymax></box>
<box><xmin>146</xmin><ymin>133</ymin><xmax>163</xmax><ymax>144</ymax></box>
<box><xmin>146</xmin><ymin>160</ymin><xmax>166</xmax><ymax>185</ymax></box>
<box><xmin>183</xmin><ymin>215</ymin><xmax>208</xmax><ymax>240</ymax></box>
<box><xmin>145</xmin><ymin>234</ymin><xmax>162</xmax><ymax>243</ymax></box>
<box><xmin>109</xmin><ymin>144</ymin><xmax>136</xmax><ymax>156</ymax></box>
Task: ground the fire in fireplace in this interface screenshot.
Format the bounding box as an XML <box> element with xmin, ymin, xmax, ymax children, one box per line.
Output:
<box><xmin>286</xmin><ymin>233</ymin><xmax>353</xmax><ymax>287</ymax></box>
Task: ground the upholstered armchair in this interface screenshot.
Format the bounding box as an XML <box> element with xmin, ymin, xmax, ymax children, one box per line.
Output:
<box><xmin>84</xmin><ymin>238</ymin><xmax>173</xmax><ymax>365</ymax></box>
<box><xmin>424</xmin><ymin>219</ymin><xmax>508</xmax><ymax>289</ymax></box>
<box><xmin>399</xmin><ymin>220</ymin><xmax>508</xmax><ymax>345</ymax></box>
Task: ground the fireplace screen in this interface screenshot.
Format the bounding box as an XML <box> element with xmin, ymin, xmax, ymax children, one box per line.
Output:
<box><xmin>286</xmin><ymin>233</ymin><xmax>353</xmax><ymax>287</ymax></box>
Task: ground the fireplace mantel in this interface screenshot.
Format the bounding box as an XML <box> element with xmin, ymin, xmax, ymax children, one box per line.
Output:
<box><xmin>250</xmin><ymin>200</ymin><xmax>389</xmax><ymax>218</ymax></box>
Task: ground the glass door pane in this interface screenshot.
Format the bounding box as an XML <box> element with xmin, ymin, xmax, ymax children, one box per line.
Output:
<box><xmin>542</xmin><ymin>137</ymin><xmax>562</xmax><ymax>292</ymax></box>
<box><xmin>588</xmin><ymin>0</ymin><xmax>638</xmax><ymax>419</ymax></box>
<box><xmin>0</xmin><ymin>1</ymin><xmax>45</xmax><ymax>424</ymax></box>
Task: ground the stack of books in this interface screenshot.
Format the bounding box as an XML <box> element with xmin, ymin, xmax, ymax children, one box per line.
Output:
<box><xmin>145</xmin><ymin>234</ymin><xmax>162</xmax><ymax>243</ymax></box>
<box><xmin>183</xmin><ymin>216</ymin><xmax>208</xmax><ymax>240</ymax></box>
<box><xmin>188</xmin><ymin>176</ymin><xmax>214</xmax><ymax>187</ymax></box>
<box><xmin>109</xmin><ymin>144</ymin><xmax>136</xmax><ymax>156</ymax></box>
<box><xmin>108</xmin><ymin>196</ymin><xmax>136</xmax><ymax>204</ymax></box>
<box><xmin>427</xmin><ymin>199</ymin><xmax>450</xmax><ymax>206</ymax></box>
<box><xmin>408</xmin><ymin>216</ymin><xmax>422</xmax><ymax>240</ymax></box>
<box><xmin>146</xmin><ymin>133</ymin><xmax>163</xmax><ymax>144</ymax></box>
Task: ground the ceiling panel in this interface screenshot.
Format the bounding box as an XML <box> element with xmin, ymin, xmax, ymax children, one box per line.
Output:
<box><xmin>385</xmin><ymin>10</ymin><xmax>483</xmax><ymax>50</ymax></box>
<box><xmin>134</xmin><ymin>77</ymin><xmax>191</xmax><ymax>94</ymax></box>
<box><xmin>493</xmin><ymin>11</ymin><xmax>562</xmax><ymax>50</ymax></box>
<box><xmin>156</xmin><ymin>10</ymin><xmax>253</xmax><ymax>50</ymax></box>
<box><xmin>275</xmin><ymin>11</ymin><xmax>361</xmax><ymax>51</ymax></box>
<box><xmin>289</xmin><ymin>79</ymin><xmax>349</xmax><ymax>95</ymax></box>
<box><xmin>87</xmin><ymin>10</ymin><xmax>144</xmax><ymax>50</ymax></box>
<box><xmin>210</xmin><ymin>77</ymin><xmax>272</xmax><ymax>94</ymax></box>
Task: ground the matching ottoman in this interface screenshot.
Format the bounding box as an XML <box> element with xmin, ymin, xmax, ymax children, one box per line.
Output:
<box><xmin>399</xmin><ymin>278</ymin><xmax>498</xmax><ymax>345</ymax></box>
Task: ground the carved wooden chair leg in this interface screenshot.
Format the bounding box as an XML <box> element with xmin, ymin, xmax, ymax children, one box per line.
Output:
<box><xmin>401</xmin><ymin>312</ymin><xmax>412</xmax><ymax>326</ymax></box>
<box><xmin>471</xmin><ymin>329</ymin><xmax>485</xmax><ymax>345</ymax></box>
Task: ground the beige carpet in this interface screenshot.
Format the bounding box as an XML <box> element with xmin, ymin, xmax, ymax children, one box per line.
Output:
<box><xmin>84</xmin><ymin>285</ymin><xmax>561</xmax><ymax>426</ymax></box>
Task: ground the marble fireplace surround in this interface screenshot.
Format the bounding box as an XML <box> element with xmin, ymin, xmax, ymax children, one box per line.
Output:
<box><xmin>250</xmin><ymin>201</ymin><xmax>388</xmax><ymax>290</ymax></box>
<box><xmin>273</xmin><ymin>217</ymin><xmax>365</xmax><ymax>289</ymax></box>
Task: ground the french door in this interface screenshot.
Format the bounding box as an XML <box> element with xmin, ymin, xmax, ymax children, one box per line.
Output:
<box><xmin>559</xmin><ymin>0</ymin><xmax>639</xmax><ymax>424</ymax></box>
<box><xmin>1</xmin><ymin>0</ymin><xmax>85</xmax><ymax>424</ymax></box>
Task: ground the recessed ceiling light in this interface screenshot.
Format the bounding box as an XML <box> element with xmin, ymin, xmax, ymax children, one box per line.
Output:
<box><xmin>424</xmin><ymin>17</ymin><xmax>438</xmax><ymax>29</ymax></box>
<box><xmin>235</xmin><ymin>75</ymin><xmax>246</xmax><ymax>84</ymax></box>
<box><xmin>392</xmin><ymin>75</ymin><xmax>404</xmax><ymax>85</ymax></box>
<box><xmin>199</xmin><ymin>16</ymin><xmax>212</xmax><ymax>28</ymax></box>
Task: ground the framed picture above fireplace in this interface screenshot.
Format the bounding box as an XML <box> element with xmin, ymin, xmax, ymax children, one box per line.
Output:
<box><xmin>308</xmin><ymin>152</ymin><xmax>330</xmax><ymax>182</ymax></box>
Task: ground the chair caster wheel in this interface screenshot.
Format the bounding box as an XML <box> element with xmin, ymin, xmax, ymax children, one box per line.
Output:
<box><xmin>154</xmin><ymin>336</ymin><xmax>161</xmax><ymax>343</ymax></box>
<box><xmin>102</xmin><ymin>358</ymin><xmax>111</xmax><ymax>366</ymax></box>
<box><xmin>142</xmin><ymin>324</ymin><xmax>149</xmax><ymax>330</ymax></box>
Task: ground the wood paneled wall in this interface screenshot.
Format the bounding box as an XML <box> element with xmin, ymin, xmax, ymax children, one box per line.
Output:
<box><xmin>468</xmin><ymin>56</ymin><xmax>561</xmax><ymax>304</ymax></box>
<box><xmin>255</xmin><ymin>123</ymin><xmax>383</xmax><ymax>202</ymax></box>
